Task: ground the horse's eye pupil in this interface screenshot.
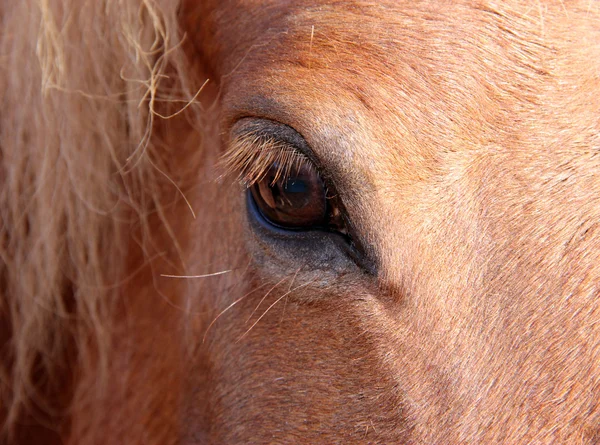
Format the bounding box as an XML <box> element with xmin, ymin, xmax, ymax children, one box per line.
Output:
<box><xmin>250</xmin><ymin>163</ymin><xmax>327</xmax><ymax>229</ymax></box>
<box><xmin>285</xmin><ymin>178</ymin><xmax>307</xmax><ymax>194</ymax></box>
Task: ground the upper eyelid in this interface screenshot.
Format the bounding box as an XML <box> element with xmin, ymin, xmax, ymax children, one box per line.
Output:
<box><xmin>229</xmin><ymin>118</ymin><xmax>320</xmax><ymax>164</ymax></box>
<box><xmin>221</xmin><ymin>133</ymin><xmax>311</xmax><ymax>186</ymax></box>
<box><xmin>221</xmin><ymin>118</ymin><xmax>319</xmax><ymax>186</ymax></box>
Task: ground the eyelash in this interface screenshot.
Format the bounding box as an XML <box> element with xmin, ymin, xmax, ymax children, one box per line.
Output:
<box><xmin>220</xmin><ymin>133</ymin><xmax>314</xmax><ymax>188</ymax></box>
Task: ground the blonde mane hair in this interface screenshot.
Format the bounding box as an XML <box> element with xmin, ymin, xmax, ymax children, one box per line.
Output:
<box><xmin>0</xmin><ymin>0</ymin><xmax>195</xmax><ymax>436</ymax></box>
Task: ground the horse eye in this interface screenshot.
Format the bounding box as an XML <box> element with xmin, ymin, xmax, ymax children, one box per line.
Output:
<box><xmin>250</xmin><ymin>162</ymin><xmax>328</xmax><ymax>229</ymax></box>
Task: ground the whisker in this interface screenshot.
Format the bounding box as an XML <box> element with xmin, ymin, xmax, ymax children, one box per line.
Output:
<box><xmin>246</xmin><ymin>275</ymin><xmax>290</xmax><ymax>323</ymax></box>
<box><xmin>202</xmin><ymin>281</ymin><xmax>271</xmax><ymax>344</ymax></box>
<box><xmin>237</xmin><ymin>279</ymin><xmax>315</xmax><ymax>342</ymax></box>
<box><xmin>160</xmin><ymin>270</ymin><xmax>232</xmax><ymax>279</ymax></box>
<box><xmin>279</xmin><ymin>267</ymin><xmax>301</xmax><ymax>324</ymax></box>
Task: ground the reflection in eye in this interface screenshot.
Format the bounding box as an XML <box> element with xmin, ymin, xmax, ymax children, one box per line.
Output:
<box><xmin>250</xmin><ymin>161</ymin><xmax>328</xmax><ymax>229</ymax></box>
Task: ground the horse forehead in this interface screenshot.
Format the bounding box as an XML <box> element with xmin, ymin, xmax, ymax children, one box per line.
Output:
<box><xmin>223</xmin><ymin>1</ymin><xmax>599</xmax><ymax>176</ymax></box>
<box><xmin>223</xmin><ymin>1</ymin><xmax>578</xmax><ymax>136</ymax></box>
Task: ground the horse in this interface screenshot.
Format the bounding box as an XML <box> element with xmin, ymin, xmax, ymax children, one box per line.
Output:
<box><xmin>1</xmin><ymin>0</ymin><xmax>600</xmax><ymax>443</ymax></box>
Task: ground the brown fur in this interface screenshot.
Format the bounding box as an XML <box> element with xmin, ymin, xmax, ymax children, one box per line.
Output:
<box><xmin>2</xmin><ymin>0</ymin><xmax>600</xmax><ymax>443</ymax></box>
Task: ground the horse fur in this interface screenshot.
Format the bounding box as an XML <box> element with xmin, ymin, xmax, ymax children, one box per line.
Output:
<box><xmin>2</xmin><ymin>1</ymin><xmax>600</xmax><ymax>444</ymax></box>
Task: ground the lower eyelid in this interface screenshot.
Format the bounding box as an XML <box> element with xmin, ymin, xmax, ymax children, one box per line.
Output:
<box><xmin>246</xmin><ymin>190</ymin><xmax>377</xmax><ymax>275</ymax></box>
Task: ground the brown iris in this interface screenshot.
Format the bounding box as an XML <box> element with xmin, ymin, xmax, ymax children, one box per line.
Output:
<box><xmin>250</xmin><ymin>162</ymin><xmax>328</xmax><ymax>229</ymax></box>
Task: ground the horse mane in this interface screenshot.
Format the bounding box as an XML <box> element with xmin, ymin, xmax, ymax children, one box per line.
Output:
<box><xmin>0</xmin><ymin>0</ymin><xmax>195</xmax><ymax>438</ymax></box>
